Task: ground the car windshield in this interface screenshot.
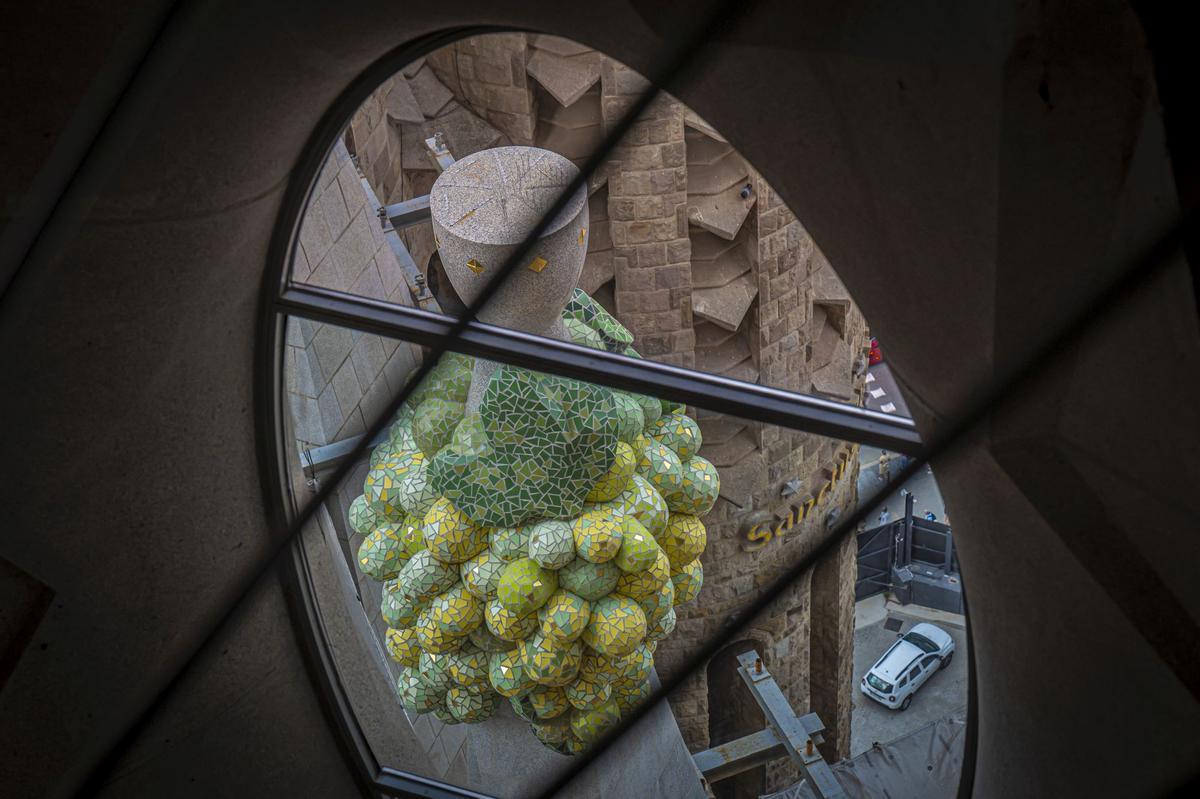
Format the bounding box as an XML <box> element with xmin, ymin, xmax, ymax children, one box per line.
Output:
<box><xmin>904</xmin><ymin>632</ymin><xmax>939</xmax><ymax>653</ymax></box>
<box><xmin>867</xmin><ymin>673</ymin><xmax>892</xmax><ymax>693</ymax></box>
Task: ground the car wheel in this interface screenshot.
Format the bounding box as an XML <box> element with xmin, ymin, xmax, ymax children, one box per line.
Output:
<box><xmin>899</xmin><ymin>695</ymin><xmax>912</xmax><ymax>711</ymax></box>
<box><xmin>940</xmin><ymin>652</ymin><xmax>953</xmax><ymax>670</ymax></box>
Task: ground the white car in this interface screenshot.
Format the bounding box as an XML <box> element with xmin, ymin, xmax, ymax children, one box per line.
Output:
<box><xmin>860</xmin><ymin>622</ymin><xmax>955</xmax><ymax>711</ymax></box>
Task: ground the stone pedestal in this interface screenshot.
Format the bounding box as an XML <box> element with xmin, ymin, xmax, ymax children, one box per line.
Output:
<box><xmin>429</xmin><ymin>145</ymin><xmax>589</xmax><ymax>407</ymax></box>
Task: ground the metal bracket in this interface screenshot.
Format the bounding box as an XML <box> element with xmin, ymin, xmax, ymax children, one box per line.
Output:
<box><xmin>425</xmin><ymin>132</ymin><xmax>455</xmax><ymax>173</ymax></box>
<box><xmin>692</xmin><ymin>649</ymin><xmax>846</xmax><ymax>798</ymax></box>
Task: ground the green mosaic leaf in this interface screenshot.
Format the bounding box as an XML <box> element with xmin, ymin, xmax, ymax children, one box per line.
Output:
<box><xmin>429</xmin><ymin>365</ymin><xmax>619</xmax><ymax>527</ymax></box>
<box><xmin>563</xmin><ymin>317</ymin><xmax>606</xmax><ymax>350</ymax></box>
<box><xmin>563</xmin><ymin>287</ymin><xmax>634</xmax><ymax>348</ymax></box>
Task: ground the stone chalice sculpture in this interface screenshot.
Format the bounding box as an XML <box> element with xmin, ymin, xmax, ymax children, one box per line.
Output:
<box><xmin>347</xmin><ymin>146</ymin><xmax>720</xmax><ymax>754</ymax></box>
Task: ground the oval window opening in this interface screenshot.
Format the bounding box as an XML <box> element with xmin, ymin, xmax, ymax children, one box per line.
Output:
<box><xmin>273</xmin><ymin>30</ymin><xmax>969</xmax><ymax>799</ymax></box>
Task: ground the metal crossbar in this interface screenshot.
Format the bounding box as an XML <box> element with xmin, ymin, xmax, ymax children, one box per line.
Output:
<box><xmin>279</xmin><ymin>284</ymin><xmax>924</xmax><ymax>454</ymax></box>
<box><xmin>692</xmin><ymin>650</ymin><xmax>845</xmax><ymax>797</ymax></box>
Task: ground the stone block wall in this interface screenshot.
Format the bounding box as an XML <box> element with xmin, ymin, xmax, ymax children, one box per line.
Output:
<box><xmin>288</xmin><ymin>140</ymin><xmax>423</xmax><ymax>452</ymax></box>
<box><xmin>602</xmin><ymin>61</ymin><xmax>696</xmax><ymax>367</ymax></box>
<box><xmin>427</xmin><ymin>34</ymin><xmax>536</xmax><ymax>145</ymax></box>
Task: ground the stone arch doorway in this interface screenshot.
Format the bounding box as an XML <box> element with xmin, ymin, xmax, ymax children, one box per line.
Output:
<box><xmin>708</xmin><ymin>639</ymin><xmax>767</xmax><ymax>799</ymax></box>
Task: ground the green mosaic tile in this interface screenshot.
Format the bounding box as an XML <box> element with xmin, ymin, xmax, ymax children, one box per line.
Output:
<box><xmin>557</xmin><ymin>557</ymin><xmax>621</xmax><ymax>601</ymax></box>
<box><xmin>629</xmin><ymin>392</ymin><xmax>662</xmax><ymax>426</ymax></box>
<box><xmin>385</xmin><ymin>626</ymin><xmax>420</xmax><ymax>668</ymax></box>
<box><xmin>407</xmin><ymin>351</ymin><xmax>473</xmax><ymax>407</ymax></box>
<box><xmin>570</xmin><ymin>699</ymin><xmax>620</xmax><ymax>744</ymax></box>
<box><xmin>537</xmin><ymin>590</ymin><xmax>591</xmax><ymax>644</ymax></box>
<box><xmin>671</xmin><ymin>558</ymin><xmax>704</xmax><ymax>605</ymax></box>
<box><xmin>660</xmin><ymin>513</ymin><xmax>706</xmax><ymax>571</ymax></box>
<box><xmin>356</xmin><ymin>522</ymin><xmax>409</xmax><ymax>581</ymax></box>
<box><xmin>415</xmin><ymin>605</ymin><xmax>468</xmax><ymax>654</ymax></box>
<box><xmin>613</xmin><ymin>517</ymin><xmax>659</xmax><ymax>573</ymax></box>
<box><xmin>527</xmin><ymin>520</ymin><xmax>576</xmax><ymax>569</ymax></box>
<box><xmin>577</xmin><ymin>647</ymin><xmax>622</xmax><ymax>684</ymax></box>
<box><xmin>527</xmin><ymin>683</ymin><xmax>571</xmax><ymax>719</ymax></box>
<box><xmin>610</xmin><ymin>392</ymin><xmax>645</xmax><ymax>444</ymax></box>
<box><xmin>660</xmin><ymin>397</ymin><xmax>686</xmax><ymax>416</ymax></box>
<box><xmin>563</xmin><ymin>288</ymin><xmax>634</xmax><ymax>348</ymax></box>
<box><xmin>398</xmin><ymin>516</ymin><xmax>426</xmax><ymax>558</ymax></box>
<box><xmin>584</xmin><ymin>440</ymin><xmax>636</xmax><ymax>503</ymax></box>
<box><xmin>614</xmin><ymin>473</ymin><xmax>669</xmax><ymax>538</ymax></box>
<box><xmin>446</xmin><ymin>645</ymin><xmax>491</xmax><ymax>689</ymax></box>
<box><xmin>614</xmin><ymin>643</ymin><xmax>654</xmax><ymax>684</ymax></box>
<box><xmin>484</xmin><ymin>597</ymin><xmax>539</xmax><ymax>642</ymax></box>
<box><xmin>510</xmin><ymin>694</ymin><xmax>538</xmax><ymax>723</ymax></box>
<box><xmin>530</xmin><ymin>713</ymin><xmax>574</xmax><ymax>747</ymax></box>
<box><xmin>488</xmin><ymin>648</ymin><xmax>535</xmax><ymax>698</ymax></box>
<box><xmin>582</xmin><ymin>595</ymin><xmax>647</xmax><ymax>657</ymax></box>
<box><xmin>398</xmin><ymin>667</ymin><xmax>445</xmax><ymax>713</ymax></box>
<box><xmin>564</xmin><ymin>317</ymin><xmax>606</xmax><ymax>350</ymax></box>
<box><xmin>647</xmin><ymin>411</ymin><xmax>702</xmax><ymax>460</ymax></box>
<box><xmin>369</xmin><ymin>437</ymin><xmax>401</xmax><ymax>469</ymax></box>
<box><xmin>413</xmin><ymin>398</ymin><xmax>466</xmax><ymax>457</ymax></box>
<box><xmin>497</xmin><ymin>557</ymin><xmax>558</xmax><ymax>615</ymax></box>
<box><xmin>348</xmin><ymin>494</ymin><xmax>381</xmax><ymax>535</ymax></box>
<box><xmin>520</xmin><ymin>632</ymin><xmax>583</xmax><ymax>687</ymax></box>
<box><xmin>635</xmin><ymin>440</ymin><xmax>685</xmax><ymax>500</ymax></box>
<box><xmin>381</xmin><ymin>581</ymin><xmax>426</xmax><ymax>628</ymax></box>
<box><xmin>613</xmin><ymin>547</ymin><xmax>670</xmax><ymax>600</ymax></box>
<box><xmin>416</xmin><ymin>651</ymin><xmax>452</xmax><ymax>691</ymax></box>
<box><xmin>355</xmin><ymin>288</ymin><xmax>715</xmax><ymax>753</ymax></box>
<box><xmin>489</xmin><ymin>525</ymin><xmax>530</xmax><ymax>562</ymax></box>
<box><xmin>663</xmin><ymin>454</ymin><xmax>720</xmax><ymax>516</ymax></box>
<box><xmin>446</xmin><ymin>684</ymin><xmax>500</xmax><ymax>723</ymax></box>
<box><xmin>396</xmin><ymin>550</ymin><xmax>458</xmax><ymax>602</ymax></box>
<box><xmin>428</xmin><ymin>583</ymin><xmax>484</xmax><ymax>636</ymax></box>
<box><xmin>428</xmin><ymin>364</ymin><xmax>620</xmax><ymax>528</ymax></box>
<box><xmin>635</xmin><ymin>577</ymin><xmax>675</xmax><ymax>626</ymax></box>
<box><xmin>610</xmin><ymin>675</ymin><xmax>652</xmax><ymax>715</ymax></box>
<box><xmin>364</xmin><ymin>454</ymin><xmax>427</xmax><ymax>522</ymax></box>
<box><xmin>565</xmin><ymin>674</ymin><xmax>612</xmax><ymax>711</ymax></box>
<box><xmin>645</xmin><ymin>606</ymin><xmax>676</xmax><ymax>642</ymax></box>
<box><xmin>468</xmin><ymin>624</ymin><xmax>510</xmax><ymax>652</ymax></box>
<box><xmin>388</xmin><ymin>413</ymin><xmax>417</xmax><ymax>450</ymax></box>
<box><xmin>422</xmin><ymin>496</ymin><xmax>488</xmax><ymax>565</ymax></box>
<box><xmin>460</xmin><ymin>548</ymin><xmax>505</xmax><ymax>600</ymax></box>
<box><xmin>396</xmin><ymin>461</ymin><xmax>440</xmax><ymax>519</ymax></box>
<box><xmin>571</xmin><ymin>507</ymin><xmax>623</xmax><ymax>564</ymax></box>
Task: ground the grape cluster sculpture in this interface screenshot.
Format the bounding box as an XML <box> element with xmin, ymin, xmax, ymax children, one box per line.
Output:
<box><xmin>350</xmin><ymin>290</ymin><xmax>718</xmax><ymax>754</ymax></box>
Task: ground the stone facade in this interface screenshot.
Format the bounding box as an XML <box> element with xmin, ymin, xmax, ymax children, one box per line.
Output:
<box><xmin>288</xmin><ymin>139</ymin><xmax>423</xmax><ymax>451</ymax></box>
<box><xmin>346</xmin><ymin>34</ymin><xmax>870</xmax><ymax>793</ymax></box>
